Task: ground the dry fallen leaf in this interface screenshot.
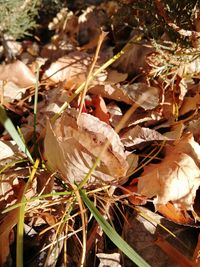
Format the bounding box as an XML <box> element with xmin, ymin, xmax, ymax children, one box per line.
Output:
<box><xmin>0</xmin><ymin>60</ymin><xmax>36</xmax><ymax>88</ymax></box>
<box><xmin>87</xmin><ymin>95</ymin><xmax>110</xmax><ymax>124</ymax></box>
<box><xmin>0</xmin><ymin>81</ymin><xmax>26</xmax><ymax>103</ymax></box>
<box><xmin>44</xmin><ymin>51</ymin><xmax>107</xmax><ymax>89</ymax></box>
<box><xmin>90</xmin><ymin>83</ymin><xmax>160</xmax><ymax>110</ymax></box>
<box><xmin>120</xmin><ymin>125</ymin><xmax>168</xmax><ymax>148</ymax></box>
<box><xmin>123</xmin><ymin>83</ymin><xmax>160</xmax><ymax>110</ymax></box>
<box><xmin>89</xmin><ymin>84</ymin><xmax>133</xmax><ymax>104</ymax></box>
<box><xmin>113</xmin><ymin>42</ymin><xmax>153</xmax><ymax>75</ymax></box>
<box><xmin>137</xmin><ymin>133</ymin><xmax>200</xmax><ymax>210</ymax></box>
<box><xmin>157</xmin><ymin>202</ymin><xmax>195</xmax><ymax>225</ymax></box>
<box><xmin>44</xmin><ymin>109</ymin><xmax>128</xmax><ymax>185</ymax></box>
<box><xmin>179</xmin><ymin>94</ymin><xmax>200</xmax><ymax>116</ymax></box>
<box><xmin>97</xmin><ymin>253</ymin><xmax>121</xmax><ymax>267</ymax></box>
<box><xmin>0</xmin><ymin>175</ymin><xmax>25</xmax><ymax>266</ymax></box>
<box><xmin>123</xmin><ymin>206</ymin><xmax>182</xmax><ymax>267</ymax></box>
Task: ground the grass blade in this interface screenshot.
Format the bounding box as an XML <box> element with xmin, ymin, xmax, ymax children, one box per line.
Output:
<box><xmin>0</xmin><ymin>105</ymin><xmax>33</xmax><ymax>163</ymax></box>
<box><xmin>80</xmin><ymin>190</ymin><xmax>151</xmax><ymax>267</ymax></box>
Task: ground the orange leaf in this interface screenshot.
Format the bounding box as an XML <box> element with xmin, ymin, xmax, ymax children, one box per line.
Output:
<box><xmin>91</xmin><ymin>95</ymin><xmax>110</xmax><ymax>124</ymax></box>
<box><xmin>157</xmin><ymin>202</ymin><xmax>194</xmax><ymax>225</ymax></box>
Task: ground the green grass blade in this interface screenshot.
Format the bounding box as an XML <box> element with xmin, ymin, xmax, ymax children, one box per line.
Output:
<box><xmin>0</xmin><ymin>105</ymin><xmax>33</xmax><ymax>163</ymax></box>
<box><xmin>80</xmin><ymin>190</ymin><xmax>151</xmax><ymax>267</ymax></box>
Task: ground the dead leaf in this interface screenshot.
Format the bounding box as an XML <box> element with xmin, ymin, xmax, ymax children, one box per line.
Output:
<box><xmin>0</xmin><ymin>175</ymin><xmax>25</xmax><ymax>266</ymax></box>
<box><xmin>157</xmin><ymin>202</ymin><xmax>194</xmax><ymax>225</ymax></box>
<box><xmin>0</xmin><ymin>60</ymin><xmax>36</xmax><ymax>88</ymax></box>
<box><xmin>0</xmin><ymin>141</ymin><xmax>18</xmax><ymax>162</ymax></box>
<box><xmin>137</xmin><ymin>134</ymin><xmax>200</xmax><ymax>210</ymax></box>
<box><xmin>78</xmin><ymin>6</ymin><xmax>109</xmax><ymax>48</ymax></box>
<box><xmin>163</xmin><ymin>122</ymin><xmax>184</xmax><ymax>140</ymax></box>
<box><xmin>123</xmin><ymin>83</ymin><xmax>160</xmax><ymax>110</ymax></box>
<box><xmin>186</xmin><ymin>117</ymin><xmax>200</xmax><ymax>143</ymax></box>
<box><xmin>97</xmin><ymin>253</ymin><xmax>121</xmax><ymax>267</ymax></box>
<box><xmin>120</xmin><ymin>125</ymin><xmax>168</xmax><ymax>148</ymax></box>
<box><xmin>90</xmin><ymin>83</ymin><xmax>160</xmax><ymax>110</ymax></box>
<box><xmin>44</xmin><ymin>51</ymin><xmax>107</xmax><ymax>89</ymax></box>
<box><xmin>113</xmin><ymin>42</ymin><xmax>153</xmax><ymax>75</ymax></box>
<box><xmin>179</xmin><ymin>94</ymin><xmax>200</xmax><ymax>116</ymax></box>
<box><xmin>89</xmin><ymin>84</ymin><xmax>133</xmax><ymax>104</ymax></box>
<box><xmin>107</xmin><ymin>102</ymin><xmax>123</xmax><ymax>128</ymax></box>
<box><xmin>0</xmin><ymin>81</ymin><xmax>26</xmax><ymax>103</ymax></box>
<box><xmin>89</xmin><ymin>95</ymin><xmax>110</xmax><ymax>124</ymax></box>
<box><xmin>106</xmin><ymin>69</ymin><xmax>128</xmax><ymax>84</ymax></box>
<box><xmin>44</xmin><ymin>110</ymin><xmax>128</xmax><ymax>185</ymax></box>
<box><xmin>123</xmin><ymin>206</ymin><xmax>181</xmax><ymax>267</ymax></box>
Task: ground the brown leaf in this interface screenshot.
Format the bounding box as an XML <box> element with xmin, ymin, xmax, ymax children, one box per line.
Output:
<box><xmin>90</xmin><ymin>83</ymin><xmax>160</xmax><ymax>109</ymax></box>
<box><xmin>123</xmin><ymin>83</ymin><xmax>160</xmax><ymax>110</ymax></box>
<box><xmin>0</xmin><ymin>60</ymin><xmax>36</xmax><ymax>88</ymax></box>
<box><xmin>44</xmin><ymin>51</ymin><xmax>107</xmax><ymax>89</ymax></box>
<box><xmin>97</xmin><ymin>253</ymin><xmax>121</xmax><ymax>267</ymax></box>
<box><xmin>179</xmin><ymin>94</ymin><xmax>200</xmax><ymax>116</ymax></box>
<box><xmin>137</xmin><ymin>134</ymin><xmax>200</xmax><ymax>210</ymax></box>
<box><xmin>193</xmin><ymin>233</ymin><xmax>200</xmax><ymax>266</ymax></box>
<box><xmin>44</xmin><ymin>110</ymin><xmax>128</xmax><ymax>185</ymax></box>
<box><xmin>0</xmin><ymin>175</ymin><xmax>25</xmax><ymax>266</ymax></box>
<box><xmin>121</xmin><ymin>125</ymin><xmax>168</xmax><ymax>148</ymax></box>
<box><xmin>113</xmin><ymin>42</ymin><xmax>153</xmax><ymax>75</ymax></box>
<box><xmin>157</xmin><ymin>202</ymin><xmax>194</xmax><ymax>225</ymax></box>
<box><xmin>89</xmin><ymin>84</ymin><xmax>133</xmax><ymax>104</ymax></box>
<box><xmin>0</xmin><ymin>81</ymin><xmax>26</xmax><ymax>103</ymax></box>
<box><xmin>90</xmin><ymin>95</ymin><xmax>110</xmax><ymax>124</ymax></box>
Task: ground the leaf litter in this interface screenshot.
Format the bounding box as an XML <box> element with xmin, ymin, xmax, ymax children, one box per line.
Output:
<box><xmin>0</xmin><ymin>1</ymin><xmax>200</xmax><ymax>266</ymax></box>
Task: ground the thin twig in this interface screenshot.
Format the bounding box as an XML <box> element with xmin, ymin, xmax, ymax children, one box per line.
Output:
<box><xmin>78</xmin><ymin>31</ymin><xmax>107</xmax><ymax>117</ymax></box>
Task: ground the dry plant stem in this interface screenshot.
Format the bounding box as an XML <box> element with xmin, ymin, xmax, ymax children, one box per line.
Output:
<box><xmin>17</xmin><ymin>158</ymin><xmax>39</xmax><ymax>267</ymax></box>
<box><xmin>44</xmin><ymin>210</ymin><xmax>68</xmax><ymax>267</ymax></box>
<box><xmin>51</xmin><ymin>34</ymin><xmax>143</xmax><ymax>122</ymax></box>
<box><xmin>0</xmin><ymin>81</ymin><xmax>5</xmax><ymax>104</ymax></box>
<box><xmin>44</xmin><ymin>197</ymin><xmax>75</xmax><ymax>267</ymax></box>
<box><xmin>63</xmin><ymin>227</ymin><xmax>68</xmax><ymax>266</ymax></box>
<box><xmin>72</xmin><ymin>184</ymin><xmax>87</xmax><ymax>267</ymax></box>
<box><xmin>78</xmin><ymin>31</ymin><xmax>107</xmax><ymax>117</ymax></box>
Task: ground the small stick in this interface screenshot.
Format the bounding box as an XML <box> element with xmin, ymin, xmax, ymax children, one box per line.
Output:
<box><xmin>78</xmin><ymin>31</ymin><xmax>107</xmax><ymax>118</ymax></box>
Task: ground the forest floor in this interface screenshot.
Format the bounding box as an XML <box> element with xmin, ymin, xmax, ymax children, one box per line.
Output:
<box><xmin>0</xmin><ymin>1</ymin><xmax>200</xmax><ymax>266</ymax></box>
